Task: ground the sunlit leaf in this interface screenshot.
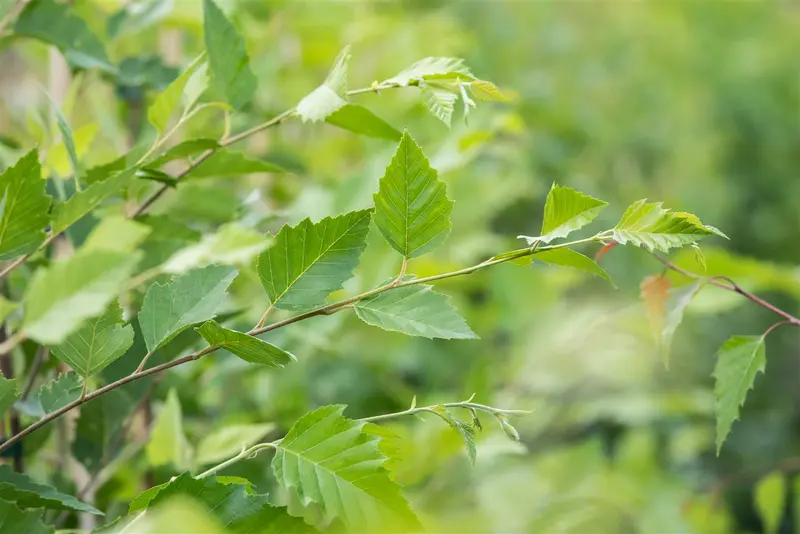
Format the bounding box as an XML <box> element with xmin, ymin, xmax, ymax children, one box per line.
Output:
<box><xmin>195</xmin><ymin>423</ymin><xmax>275</xmax><ymax>465</ymax></box>
<box><xmin>148</xmin><ymin>54</ymin><xmax>206</xmax><ymax>133</ymax></box>
<box><xmin>0</xmin><ymin>464</ymin><xmax>101</xmax><ymax>514</ymax></box>
<box><xmin>382</xmin><ymin>57</ymin><xmax>472</xmax><ymax>87</ymax></box>
<box><xmin>470</xmin><ymin>80</ymin><xmax>508</xmax><ymax>102</ymax></box>
<box><xmin>755</xmin><ymin>471</ymin><xmax>786</xmax><ymax>534</ymax></box>
<box><xmin>296</xmin><ymin>46</ymin><xmax>350</xmax><ymax>123</ymax></box>
<box><xmin>326</xmin><ymin>104</ymin><xmax>401</xmax><ymax>140</ymax></box>
<box><xmin>147</xmin><ymin>388</ymin><xmax>192</xmax><ymax>469</ymax></box>
<box><xmin>518</xmin><ymin>184</ymin><xmax>607</xmax><ymax>245</ymax></box>
<box><xmin>612</xmin><ymin>199</ymin><xmax>715</xmax><ymax>253</ymax></box>
<box><xmin>0</xmin><ymin>150</ymin><xmax>50</xmax><ymax>260</ymax></box>
<box><xmin>196</xmin><ymin>320</ymin><xmax>295</xmax><ymax>368</ymax></box>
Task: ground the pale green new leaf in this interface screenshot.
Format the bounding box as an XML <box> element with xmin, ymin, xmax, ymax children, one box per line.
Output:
<box><xmin>185</xmin><ymin>149</ymin><xmax>286</xmax><ymax>179</ymax></box>
<box><xmin>296</xmin><ymin>46</ymin><xmax>350</xmax><ymax>123</ymax></box>
<box><xmin>612</xmin><ymin>199</ymin><xmax>714</xmax><ymax>252</ymax></box>
<box><xmin>532</xmin><ymin>248</ymin><xmax>614</xmax><ymax>286</ymax></box>
<box><xmin>0</xmin><ymin>464</ymin><xmax>101</xmax><ymax>515</ymax></box>
<box><xmin>203</xmin><ymin>0</ymin><xmax>257</xmax><ymax>110</ymax></box>
<box><xmin>37</xmin><ymin>372</ymin><xmax>82</xmax><ymax>414</ymax></box>
<box><xmin>257</xmin><ymin>209</ymin><xmax>371</xmax><ymax>311</ymax></box>
<box><xmin>195</xmin><ymin>423</ymin><xmax>275</xmax><ymax>465</ymax></box>
<box><xmin>0</xmin><ymin>500</ymin><xmax>52</xmax><ymax>534</ymax></box>
<box><xmin>51</xmin><ymin>301</ymin><xmax>134</xmax><ymax>379</ymax></box>
<box><xmin>139</xmin><ymin>265</ymin><xmax>238</xmax><ymax>353</ymax></box>
<box><xmin>714</xmin><ymin>335</ymin><xmax>766</xmax><ymax>454</ymax></box>
<box><xmin>0</xmin><ymin>150</ymin><xmax>50</xmax><ymax>260</ymax></box>
<box><xmin>382</xmin><ymin>57</ymin><xmax>472</xmax><ymax>87</ymax></box>
<box><xmin>83</xmin><ymin>216</ymin><xmax>151</xmax><ymax>253</ymax></box>
<box><xmin>272</xmin><ymin>405</ymin><xmax>420</xmax><ymax>531</ymax></box>
<box><xmin>470</xmin><ymin>80</ymin><xmax>508</xmax><ymax>102</ymax></box>
<box><xmin>147</xmin><ymin>389</ymin><xmax>192</xmax><ymax>469</ymax></box>
<box><xmin>0</xmin><ymin>375</ymin><xmax>19</xmax><ymax>416</ymax></box>
<box><xmin>148</xmin><ymin>54</ymin><xmax>206</xmax><ymax>133</ymax></box>
<box><xmin>659</xmin><ymin>282</ymin><xmax>703</xmax><ymax>368</ymax></box>
<box><xmin>421</xmin><ymin>84</ymin><xmax>458</xmax><ymax>127</ymax></box>
<box><xmin>755</xmin><ymin>471</ymin><xmax>786</xmax><ymax>534</ymax></box>
<box><xmin>51</xmin><ymin>168</ymin><xmax>135</xmax><ymax>235</ymax></box>
<box><xmin>430</xmin><ymin>405</ymin><xmax>477</xmax><ymax>465</ymax></box>
<box><xmin>518</xmin><ymin>184</ymin><xmax>607</xmax><ymax>245</ymax></box>
<box><xmin>163</xmin><ymin>223</ymin><xmax>267</xmax><ymax>274</ymax></box>
<box><xmin>354</xmin><ymin>284</ymin><xmax>477</xmax><ymax>339</ymax></box>
<box><xmin>373</xmin><ymin>131</ymin><xmax>453</xmax><ymax>258</ymax></box>
<box><xmin>326</xmin><ymin>104</ymin><xmax>401</xmax><ymax>140</ymax></box>
<box><xmin>22</xmin><ymin>250</ymin><xmax>140</xmax><ymax>344</ymax></box>
<box><xmin>196</xmin><ymin>320</ymin><xmax>295</xmax><ymax>368</ymax></box>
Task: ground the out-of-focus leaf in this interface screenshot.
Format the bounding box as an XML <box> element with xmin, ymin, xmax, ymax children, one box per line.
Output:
<box><xmin>470</xmin><ymin>80</ymin><xmax>508</xmax><ymax>102</ymax></box>
<box><xmin>185</xmin><ymin>149</ymin><xmax>287</xmax><ymax>179</ymax></box>
<box><xmin>194</xmin><ymin>423</ymin><xmax>275</xmax><ymax>465</ymax></box>
<box><xmin>0</xmin><ymin>464</ymin><xmax>101</xmax><ymax>514</ymax></box>
<box><xmin>45</xmin><ymin>122</ymin><xmax>97</xmax><ymax>179</ymax></box>
<box><xmin>163</xmin><ymin>223</ymin><xmax>267</xmax><ymax>274</ymax></box>
<box><xmin>0</xmin><ymin>297</ymin><xmax>17</xmax><ymax>324</ymax></box>
<box><xmin>326</xmin><ymin>104</ymin><xmax>401</xmax><ymax>140</ymax></box>
<box><xmin>51</xmin><ymin>168</ymin><xmax>135</xmax><ymax>235</ymax></box>
<box><xmin>519</xmin><ymin>184</ymin><xmax>607</xmax><ymax>245</ymax></box>
<box><xmin>533</xmin><ymin>248</ymin><xmax>614</xmax><ymax>286</ymax></box>
<box><xmin>0</xmin><ymin>151</ymin><xmax>50</xmax><ymax>260</ymax></box>
<box><xmin>72</xmin><ymin>388</ymin><xmax>132</xmax><ymax>472</ymax></box>
<box><xmin>203</xmin><ymin>0</ymin><xmax>256</xmax><ymax>110</ymax></box>
<box><xmin>755</xmin><ymin>471</ymin><xmax>786</xmax><ymax>534</ymax></box>
<box><xmin>116</xmin><ymin>55</ymin><xmax>178</xmax><ymax>91</ymax></box>
<box><xmin>82</xmin><ymin>217</ymin><xmax>151</xmax><ymax>253</ymax></box>
<box><xmin>37</xmin><ymin>372</ymin><xmax>82</xmax><ymax>414</ymax></box>
<box><xmin>641</xmin><ymin>274</ymin><xmax>670</xmax><ymax>338</ymax></box>
<box><xmin>148</xmin><ymin>54</ymin><xmax>206</xmax><ymax>133</ymax></box>
<box><xmin>196</xmin><ymin>321</ymin><xmax>295</xmax><ymax>368</ymax></box>
<box><xmin>147</xmin><ymin>138</ymin><xmax>219</xmax><ymax>168</ymax></box>
<box><xmin>0</xmin><ymin>499</ymin><xmax>52</xmax><ymax>534</ymax></box>
<box><xmin>0</xmin><ymin>375</ymin><xmax>19</xmax><ymax>416</ymax></box>
<box><xmin>147</xmin><ymin>389</ymin><xmax>192</xmax><ymax>469</ymax></box>
<box><xmin>612</xmin><ymin>199</ymin><xmax>715</xmax><ymax>253</ymax></box>
<box><xmin>296</xmin><ymin>46</ymin><xmax>350</xmax><ymax>123</ymax></box>
<box><xmin>659</xmin><ymin>282</ymin><xmax>703</xmax><ymax>368</ymax></box>
<box><xmin>382</xmin><ymin>57</ymin><xmax>472</xmax><ymax>87</ymax></box>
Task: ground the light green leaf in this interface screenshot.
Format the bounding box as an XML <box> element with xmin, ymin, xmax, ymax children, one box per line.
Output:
<box><xmin>612</xmin><ymin>199</ymin><xmax>715</xmax><ymax>253</ymax></box>
<box><xmin>82</xmin><ymin>216</ymin><xmax>151</xmax><ymax>253</ymax></box>
<box><xmin>0</xmin><ymin>464</ymin><xmax>101</xmax><ymax>515</ymax></box>
<box><xmin>148</xmin><ymin>54</ymin><xmax>206</xmax><ymax>133</ymax></box>
<box><xmin>195</xmin><ymin>423</ymin><xmax>275</xmax><ymax>465</ymax></box>
<box><xmin>382</xmin><ymin>57</ymin><xmax>472</xmax><ymax>87</ymax></box>
<box><xmin>659</xmin><ymin>282</ymin><xmax>703</xmax><ymax>368</ymax></box>
<box><xmin>185</xmin><ymin>149</ymin><xmax>286</xmax><ymax>179</ymax></box>
<box><xmin>139</xmin><ymin>265</ymin><xmax>238</xmax><ymax>353</ymax></box>
<box><xmin>0</xmin><ymin>499</ymin><xmax>52</xmax><ymax>534</ymax></box>
<box><xmin>22</xmin><ymin>249</ymin><xmax>140</xmax><ymax>344</ymax></box>
<box><xmin>354</xmin><ymin>283</ymin><xmax>477</xmax><ymax>339</ymax></box>
<box><xmin>470</xmin><ymin>80</ymin><xmax>508</xmax><ymax>102</ymax></box>
<box><xmin>0</xmin><ymin>296</ymin><xmax>17</xmax><ymax>325</ymax></box>
<box><xmin>14</xmin><ymin>0</ymin><xmax>113</xmax><ymax>72</ymax></box>
<box><xmin>421</xmin><ymin>84</ymin><xmax>458</xmax><ymax>127</ymax></box>
<box><xmin>51</xmin><ymin>168</ymin><xmax>135</xmax><ymax>235</ymax></box>
<box><xmin>755</xmin><ymin>471</ymin><xmax>786</xmax><ymax>534</ymax></box>
<box><xmin>37</xmin><ymin>372</ymin><xmax>82</xmax><ymax>414</ymax></box>
<box><xmin>203</xmin><ymin>0</ymin><xmax>256</xmax><ymax>110</ymax></box>
<box><xmin>0</xmin><ymin>375</ymin><xmax>20</xmax><ymax>416</ymax></box>
<box><xmin>163</xmin><ymin>223</ymin><xmax>267</xmax><ymax>274</ymax></box>
<box><xmin>531</xmin><ymin>248</ymin><xmax>614</xmax><ymax>286</ymax></box>
<box><xmin>373</xmin><ymin>130</ymin><xmax>453</xmax><ymax>259</ymax></box>
<box><xmin>147</xmin><ymin>389</ymin><xmax>192</xmax><ymax>469</ymax></box>
<box><xmin>296</xmin><ymin>46</ymin><xmax>350</xmax><ymax>123</ymax></box>
<box><xmin>147</xmin><ymin>138</ymin><xmax>219</xmax><ymax>168</ymax></box>
<box><xmin>257</xmin><ymin>209</ymin><xmax>371</xmax><ymax>311</ymax></box>
<box><xmin>714</xmin><ymin>335</ymin><xmax>766</xmax><ymax>454</ymax></box>
<box><xmin>50</xmin><ymin>301</ymin><xmax>134</xmax><ymax>379</ymax></box>
<box><xmin>49</xmin><ymin>96</ymin><xmax>80</xmax><ymax>178</ymax></box>
<box><xmin>430</xmin><ymin>405</ymin><xmax>477</xmax><ymax>465</ymax></box>
<box><xmin>273</xmin><ymin>405</ymin><xmax>420</xmax><ymax>532</ymax></box>
<box><xmin>196</xmin><ymin>320</ymin><xmax>295</xmax><ymax>368</ymax></box>
<box><xmin>326</xmin><ymin>104</ymin><xmax>402</xmax><ymax>140</ymax></box>
<box><xmin>45</xmin><ymin>122</ymin><xmax>98</xmax><ymax>178</ymax></box>
<box><xmin>0</xmin><ymin>150</ymin><xmax>50</xmax><ymax>260</ymax></box>
<box><xmin>518</xmin><ymin>184</ymin><xmax>607</xmax><ymax>245</ymax></box>
<box><xmin>184</xmin><ymin>62</ymin><xmax>210</xmax><ymax>110</ymax></box>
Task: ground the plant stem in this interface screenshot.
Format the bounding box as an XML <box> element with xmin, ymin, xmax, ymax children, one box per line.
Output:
<box><xmin>196</xmin><ymin>442</ymin><xmax>278</xmax><ymax>479</ymax></box>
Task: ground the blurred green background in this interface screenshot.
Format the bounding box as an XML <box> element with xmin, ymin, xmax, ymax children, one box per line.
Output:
<box><xmin>2</xmin><ymin>1</ymin><xmax>800</xmax><ymax>532</ymax></box>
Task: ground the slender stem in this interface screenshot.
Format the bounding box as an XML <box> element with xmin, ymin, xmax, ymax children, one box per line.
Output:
<box><xmin>763</xmin><ymin>320</ymin><xmax>793</xmax><ymax>338</ymax></box>
<box><xmin>196</xmin><ymin>442</ymin><xmax>277</xmax><ymax>479</ymax></box>
<box><xmin>255</xmin><ymin>304</ymin><xmax>274</xmax><ymax>330</ymax></box>
<box><xmin>134</xmin><ymin>351</ymin><xmax>154</xmax><ymax>374</ymax></box>
<box><xmin>392</xmin><ymin>257</ymin><xmax>408</xmax><ymax>287</ymax></box>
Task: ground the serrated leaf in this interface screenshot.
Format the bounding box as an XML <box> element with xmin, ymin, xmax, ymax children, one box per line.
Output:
<box><xmin>273</xmin><ymin>405</ymin><xmax>420</xmax><ymax>531</ymax></box>
<box><xmin>83</xmin><ymin>216</ymin><xmax>151</xmax><ymax>253</ymax></box>
<box><xmin>296</xmin><ymin>46</ymin><xmax>350</xmax><ymax>123</ymax></box>
<box><xmin>533</xmin><ymin>248</ymin><xmax>614</xmax><ymax>286</ymax></box>
<box><xmin>51</xmin><ymin>168</ymin><xmax>135</xmax><ymax>235</ymax></box>
<box><xmin>148</xmin><ymin>54</ymin><xmax>206</xmax><ymax>133</ymax></box>
<box><xmin>0</xmin><ymin>150</ymin><xmax>50</xmax><ymax>260</ymax></box>
<box><xmin>195</xmin><ymin>423</ymin><xmax>275</xmax><ymax>465</ymax></box>
<box><xmin>518</xmin><ymin>184</ymin><xmax>607</xmax><ymax>245</ymax></box>
<box><xmin>354</xmin><ymin>283</ymin><xmax>477</xmax><ymax>339</ymax></box>
<box><xmin>326</xmin><ymin>104</ymin><xmax>401</xmax><ymax>140</ymax></box>
<box><xmin>37</xmin><ymin>372</ymin><xmax>82</xmax><ymax>414</ymax></box>
<box><xmin>14</xmin><ymin>0</ymin><xmax>113</xmax><ymax>72</ymax></box>
<box><xmin>714</xmin><ymin>335</ymin><xmax>766</xmax><ymax>454</ymax></box>
<box><xmin>421</xmin><ymin>84</ymin><xmax>458</xmax><ymax>127</ymax></box>
<box><xmin>755</xmin><ymin>471</ymin><xmax>786</xmax><ymax>534</ymax></box>
<box><xmin>147</xmin><ymin>389</ymin><xmax>192</xmax><ymax>469</ymax></box>
<box><xmin>184</xmin><ymin>149</ymin><xmax>287</xmax><ymax>179</ymax></box>
<box><xmin>163</xmin><ymin>223</ymin><xmax>267</xmax><ymax>274</ymax></box>
<box><xmin>430</xmin><ymin>406</ymin><xmax>477</xmax><ymax>465</ymax></box>
<box><xmin>659</xmin><ymin>282</ymin><xmax>703</xmax><ymax>368</ymax></box>
<box><xmin>196</xmin><ymin>320</ymin><xmax>295</xmax><ymax>368</ymax></box>
<box><xmin>257</xmin><ymin>209</ymin><xmax>371</xmax><ymax>311</ymax></box>
<box><xmin>470</xmin><ymin>80</ymin><xmax>508</xmax><ymax>102</ymax></box>
<box><xmin>147</xmin><ymin>138</ymin><xmax>220</xmax><ymax>168</ymax></box>
<box><xmin>22</xmin><ymin>249</ymin><xmax>140</xmax><ymax>344</ymax></box>
<box><xmin>0</xmin><ymin>499</ymin><xmax>52</xmax><ymax>534</ymax></box>
<box><xmin>0</xmin><ymin>464</ymin><xmax>101</xmax><ymax>515</ymax></box>
<box><xmin>203</xmin><ymin>0</ymin><xmax>257</xmax><ymax>110</ymax></box>
<box><xmin>382</xmin><ymin>57</ymin><xmax>472</xmax><ymax>87</ymax></box>
<box><xmin>612</xmin><ymin>199</ymin><xmax>715</xmax><ymax>253</ymax></box>
<box><xmin>0</xmin><ymin>375</ymin><xmax>19</xmax><ymax>416</ymax></box>
<box><xmin>373</xmin><ymin>131</ymin><xmax>453</xmax><ymax>259</ymax></box>
<box><xmin>50</xmin><ymin>301</ymin><xmax>134</xmax><ymax>379</ymax></box>
<box><xmin>139</xmin><ymin>265</ymin><xmax>238</xmax><ymax>353</ymax></box>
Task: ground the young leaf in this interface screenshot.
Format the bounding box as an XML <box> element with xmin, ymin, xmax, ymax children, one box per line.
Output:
<box><xmin>22</xmin><ymin>250</ymin><xmax>140</xmax><ymax>345</ymax></box>
<box><xmin>0</xmin><ymin>464</ymin><xmax>101</xmax><ymax>515</ymax></box>
<box><xmin>163</xmin><ymin>223</ymin><xmax>267</xmax><ymax>274</ymax></box>
<box><xmin>183</xmin><ymin>149</ymin><xmax>286</xmax><ymax>179</ymax></box>
<box><xmin>146</xmin><ymin>138</ymin><xmax>220</xmax><ymax>168</ymax></box>
<box><xmin>470</xmin><ymin>80</ymin><xmax>508</xmax><ymax>102</ymax></box>
<box><xmin>82</xmin><ymin>216</ymin><xmax>151</xmax><ymax>253</ymax></box>
<box><xmin>37</xmin><ymin>372</ymin><xmax>82</xmax><ymax>414</ymax></box>
<box><xmin>0</xmin><ymin>375</ymin><xmax>20</xmax><ymax>416</ymax></box>
<box><xmin>139</xmin><ymin>265</ymin><xmax>238</xmax><ymax>353</ymax></box>
<box><xmin>421</xmin><ymin>84</ymin><xmax>458</xmax><ymax>127</ymax></box>
<box><xmin>714</xmin><ymin>335</ymin><xmax>766</xmax><ymax>454</ymax></box>
<box><xmin>373</xmin><ymin>130</ymin><xmax>453</xmax><ymax>259</ymax></box>
<box><xmin>430</xmin><ymin>405</ymin><xmax>477</xmax><ymax>465</ymax></box>
<box><xmin>612</xmin><ymin>200</ymin><xmax>715</xmax><ymax>253</ymax></box>
<box><xmin>147</xmin><ymin>389</ymin><xmax>192</xmax><ymax>469</ymax></box>
<box><xmin>272</xmin><ymin>405</ymin><xmax>420</xmax><ymax>531</ymax></box>
<box><xmin>382</xmin><ymin>57</ymin><xmax>472</xmax><ymax>87</ymax></box>
<box><xmin>354</xmin><ymin>284</ymin><xmax>477</xmax><ymax>339</ymax></box>
<box><xmin>755</xmin><ymin>471</ymin><xmax>786</xmax><ymax>534</ymax></box>
<box><xmin>0</xmin><ymin>150</ymin><xmax>50</xmax><ymax>260</ymax></box>
<box><xmin>533</xmin><ymin>248</ymin><xmax>614</xmax><ymax>286</ymax></box>
<box><xmin>50</xmin><ymin>167</ymin><xmax>135</xmax><ymax>235</ymax></box>
<box><xmin>519</xmin><ymin>184</ymin><xmax>607</xmax><ymax>244</ymax></box>
<box><xmin>50</xmin><ymin>301</ymin><xmax>135</xmax><ymax>379</ymax></box>
<box><xmin>195</xmin><ymin>423</ymin><xmax>275</xmax><ymax>465</ymax></box>
<box><xmin>0</xmin><ymin>499</ymin><xmax>52</xmax><ymax>534</ymax></box>
<box><xmin>203</xmin><ymin>0</ymin><xmax>257</xmax><ymax>110</ymax></box>
<box><xmin>296</xmin><ymin>46</ymin><xmax>350</xmax><ymax>123</ymax></box>
<box><xmin>196</xmin><ymin>320</ymin><xmax>296</xmax><ymax>368</ymax></box>
<box><xmin>257</xmin><ymin>209</ymin><xmax>372</xmax><ymax>311</ymax></box>
<box><xmin>326</xmin><ymin>104</ymin><xmax>402</xmax><ymax>141</ymax></box>
<box><xmin>148</xmin><ymin>54</ymin><xmax>206</xmax><ymax>133</ymax></box>
<box><xmin>659</xmin><ymin>282</ymin><xmax>703</xmax><ymax>368</ymax></box>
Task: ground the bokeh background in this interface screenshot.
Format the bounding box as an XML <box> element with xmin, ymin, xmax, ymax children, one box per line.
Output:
<box><xmin>2</xmin><ymin>1</ymin><xmax>800</xmax><ymax>532</ymax></box>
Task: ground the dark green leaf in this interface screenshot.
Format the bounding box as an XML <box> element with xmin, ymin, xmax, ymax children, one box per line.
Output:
<box><xmin>196</xmin><ymin>320</ymin><xmax>295</xmax><ymax>368</ymax></box>
<box><xmin>0</xmin><ymin>150</ymin><xmax>50</xmax><ymax>260</ymax></box>
<box><xmin>0</xmin><ymin>464</ymin><xmax>101</xmax><ymax>514</ymax></box>
<box><xmin>37</xmin><ymin>372</ymin><xmax>82</xmax><ymax>414</ymax></box>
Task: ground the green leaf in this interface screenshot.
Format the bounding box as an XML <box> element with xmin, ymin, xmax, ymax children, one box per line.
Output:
<box><xmin>0</xmin><ymin>150</ymin><xmax>50</xmax><ymax>260</ymax></box>
<box><xmin>139</xmin><ymin>265</ymin><xmax>238</xmax><ymax>353</ymax></box>
<box><xmin>296</xmin><ymin>46</ymin><xmax>350</xmax><ymax>123</ymax></box>
<box><xmin>0</xmin><ymin>375</ymin><xmax>20</xmax><ymax>416</ymax></box>
<box><xmin>531</xmin><ymin>248</ymin><xmax>614</xmax><ymax>286</ymax></box>
<box><xmin>273</xmin><ymin>405</ymin><xmax>420</xmax><ymax>531</ymax></box>
<box><xmin>0</xmin><ymin>297</ymin><xmax>17</xmax><ymax>325</ymax></box>
<box><xmin>72</xmin><ymin>388</ymin><xmax>132</xmax><ymax>472</ymax></box>
<box><xmin>612</xmin><ymin>199</ymin><xmax>715</xmax><ymax>253</ymax></box>
<box><xmin>37</xmin><ymin>372</ymin><xmax>82</xmax><ymax>414</ymax></box>
<box><xmin>22</xmin><ymin>249</ymin><xmax>140</xmax><ymax>344</ymax></box>
<box><xmin>148</xmin><ymin>54</ymin><xmax>206</xmax><ymax>133</ymax></box>
<box><xmin>659</xmin><ymin>282</ymin><xmax>702</xmax><ymax>368</ymax></box>
<box><xmin>382</xmin><ymin>57</ymin><xmax>472</xmax><ymax>87</ymax></box>
<box><xmin>163</xmin><ymin>223</ymin><xmax>267</xmax><ymax>274</ymax></box>
<box><xmin>184</xmin><ymin>149</ymin><xmax>287</xmax><ymax>179</ymax></box>
<box><xmin>82</xmin><ymin>216</ymin><xmax>152</xmax><ymax>253</ymax></box>
<box><xmin>755</xmin><ymin>471</ymin><xmax>786</xmax><ymax>534</ymax></box>
<box><xmin>147</xmin><ymin>389</ymin><xmax>192</xmax><ymax>469</ymax></box>
<box><xmin>0</xmin><ymin>499</ymin><xmax>52</xmax><ymax>534</ymax></box>
<box><xmin>14</xmin><ymin>0</ymin><xmax>113</xmax><ymax>72</ymax></box>
<box><xmin>195</xmin><ymin>423</ymin><xmax>275</xmax><ymax>466</ymax></box>
<box><xmin>326</xmin><ymin>104</ymin><xmax>402</xmax><ymax>140</ymax></box>
<box><xmin>354</xmin><ymin>283</ymin><xmax>477</xmax><ymax>339</ymax></box>
<box><xmin>373</xmin><ymin>130</ymin><xmax>453</xmax><ymax>259</ymax></box>
<box><xmin>257</xmin><ymin>209</ymin><xmax>371</xmax><ymax>311</ymax></box>
<box><xmin>421</xmin><ymin>84</ymin><xmax>458</xmax><ymax>127</ymax></box>
<box><xmin>51</xmin><ymin>167</ymin><xmax>135</xmax><ymax>235</ymax></box>
<box><xmin>430</xmin><ymin>405</ymin><xmax>477</xmax><ymax>465</ymax></box>
<box><xmin>196</xmin><ymin>321</ymin><xmax>295</xmax><ymax>369</ymax></box>
<box><xmin>518</xmin><ymin>184</ymin><xmax>607</xmax><ymax>245</ymax></box>
<box><xmin>0</xmin><ymin>464</ymin><xmax>101</xmax><ymax>515</ymax></box>
<box><xmin>147</xmin><ymin>138</ymin><xmax>220</xmax><ymax>168</ymax></box>
<box><xmin>470</xmin><ymin>80</ymin><xmax>508</xmax><ymax>102</ymax></box>
<box><xmin>714</xmin><ymin>335</ymin><xmax>766</xmax><ymax>454</ymax></box>
<box><xmin>50</xmin><ymin>301</ymin><xmax>134</xmax><ymax>379</ymax></box>
<box><xmin>203</xmin><ymin>0</ymin><xmax>257</xmax><ymax>110</ymax></box>
<box><xmin>49</xmin><ymin>96</ymin><xmax>80</xmax><ymax>179</ymax></box>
